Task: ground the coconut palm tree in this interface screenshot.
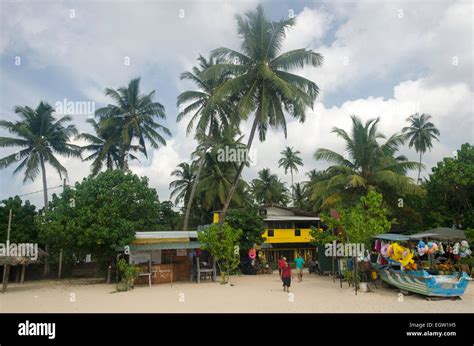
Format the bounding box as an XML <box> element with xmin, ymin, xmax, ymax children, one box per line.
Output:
<box><xmin>0</xmin><ymin>102</ymin><xmax>80</xmax><ymax>209</ymax></box>
<box><xmin>196</xmin><ymin>150</ymin><xmax>249</xmax><ymax>212</ymax></box>
<box><xmin>0</xmin><ymin>101</ymin><xmax>81</xmax><ymax>277</ymax></box>
<box><xmin>77</xmin><ymin>119</ymin><xmax>140</xmax><ymax>176</ymax></box>
<box><xmin>293</xmin><ymin>182</ymin><xmax>307</xmax><ymax>210</ymax></box>
<box><xmin>96</xmin><ymin>77</ymin><xmax>171</xmax><ymax>169</ymax></box>
<box><xmin>194</xmin><ymin>125</ymin><xmax>249</xmax><ymax>211</ymax></box>
<box><xmin>303</xmin><ymin>169</ymin><xmax>334</xmax><ymax>212</ymax></box>
<box><xmin>312</xmin><ymin>115</ymin><xmax>422</xmax><ymax>209</ymax></box>
<box><xmin>278</xmin><ymin>146</ymin><xmax>303</xmax><ymax>203</ymax></box>
<box><xmin>402</xmin><ymin>113</ymin><xmax>440</xmax><ymax>184</ymax></box>
<box><xmin>169</xmin><ymin>162</ymin><xmax>195</xmax><ymax>206</ymax></box>
<box><xmin>177</xmin><ymin>55</ymin><xmax>235</xmax><ymax>230</ymax></box>
<box><xmin>251</xmin><ymin>168</ymin><xmax>289</xmax><ymax>205</ymax></box>
<box><xmin>206</xmin><ymin>5</ymin><xmax>323</xmax><ymax>225</ymax></box>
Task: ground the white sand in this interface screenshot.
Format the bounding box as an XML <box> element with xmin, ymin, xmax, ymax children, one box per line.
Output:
<box><xmin>1</xmin><ymin>271</ymin><xmax>473</xmax><ymax>313</ymax></box>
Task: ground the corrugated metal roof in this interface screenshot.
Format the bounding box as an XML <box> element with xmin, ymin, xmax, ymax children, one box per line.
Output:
<box><xmin>265</xmin><ymin>216</ymin><xmax>320</xmax><ymax>221</ymax></box>
<box><xmin>409</xmin><ymin>228</ymin><xmax>465</xmax><ymax>241</ymax></box>
<box><xmin>119</xmin><ymin>241</ymin><xmax>203</xmax><ymax>252</ymax></box>
<box><xmin>373</xmin><ymin>233</ymin><xmax>410</xmax><ymax>241</ymax></box>
<box><xmin>259</xmin><ymin>204</ymin><xmax>316</xmax><ymax>217</ymax></box>
<box><xmin>135</xmin><ymin>231</ymin><xmax>197</xmax><ymax>239</ymax></box>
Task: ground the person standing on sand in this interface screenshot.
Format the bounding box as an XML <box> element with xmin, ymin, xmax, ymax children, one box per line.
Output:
<box><xmin>281</xmin><ymin>260</ymin><xmax>292</xmax><ymax>292</ymax></box>
<box><xmin>278</xmin><ymin>256</ymin><xmax>286</xmax><ymax>277</ymax></box>
<box><xmin>295</xmin><ymin>253</ymin><xmax>305</xmax><ymax>282</ymax></box>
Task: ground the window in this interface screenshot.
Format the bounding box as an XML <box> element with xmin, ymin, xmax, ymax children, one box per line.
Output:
<box><xmin>268</xmin><ymin>229</ymin><xmax>274</xmax><ymax>237</ymax></box>
<box><xmin>295</xmin><ymin>229</ymin><xmax>301</xmax><ymax>236</ymax></box>
<box><xmin>161</xmin><ymin>249</ymin><xmax>176</xmax><ymax>264</ymax></box>
<box><xmin>259</xmin><ymin>209</ymin><xmax>267</xmax><ymax>215</ymax></box>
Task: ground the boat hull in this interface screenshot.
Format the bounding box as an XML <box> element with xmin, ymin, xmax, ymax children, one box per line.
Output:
<box><xmin>375</xmin><ymin>266</ymin><xmax>470</xmax><ymax>297</ymax></box>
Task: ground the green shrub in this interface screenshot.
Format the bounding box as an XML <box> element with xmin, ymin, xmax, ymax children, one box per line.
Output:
<box><xmin>117</xmin><ymin>258</ymin><xmax>138</xmax><ymax>292</ymax></box>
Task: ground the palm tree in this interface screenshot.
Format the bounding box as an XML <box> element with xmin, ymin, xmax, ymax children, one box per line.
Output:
<box><xmin>195</xmin><ymin>125</ymin><xmax>249</xmax><ymax>211</ymax></box>
<box><xmin>251</xmin><ymin>168</ymin><xmax>289</xmax><ymax>205</ymax></box>
<box><xmin>177</xmin><ymin>55</ymin><xmax>235</xmax><ymax>230</ymax></box>
<box><xmin>96</xmin><ymin>77</ymin><xmax>171</xmax><ymax>169</ymax></box>
<box><xmin>77</xmin><ymin>119</ymin><xmax>140</xmax><ymax>176</ymax></box>
<box><xmin>206</xmin><ymin>5</ymin><xmax>323</xmax><ymax>225</ymax></box>
<box><xmin>0</xmin><ymin>102</ymin><xmax>80</xmax><ymax>209</ymax></box>
<box><xmin>196</xmin><ymin>145</ymin><xmax>249</xmax><ymax>212</ymax></box>
<box><xmin>293</xmin><ymin>182</ymin><xmax>307</xmax><ymax>210</ymax></box>
<box><xmin>303</xmin><ymin>169</ymin><xmax>333</xmax><ymax>212</ymax></box>
<box><xmin>278</xmin><ymin>146</ymin><xmax>303</xmax><ymax>203</ymax></box>
<box><xmin>312</xmin><ymin>115</ymin><xmax>422</xmax><ymax>209</ymax></box>
<box><xmin>402</xmin><ymin>113</ymin><xmax>440</xmax><ymax>184</ymax></box>
<box><xmin>177</xmin><ymin>55</ymin><xmax>234</xmax><ymax>136</ymax></box>
<box><xmin>0</xmin><ymin>101</ymin><xmax>80</xmax><ymax>277</ymax></box>
<box><xmin>169</xmin><ymin>162</ymin><xmax>195</xmax><ymax>206</ymax></box>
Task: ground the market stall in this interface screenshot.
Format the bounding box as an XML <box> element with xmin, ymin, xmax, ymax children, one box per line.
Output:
<box><xmin>371</xmin><ymin>232</ymin><xmax>471</xmax><ymax>298</ymax></box>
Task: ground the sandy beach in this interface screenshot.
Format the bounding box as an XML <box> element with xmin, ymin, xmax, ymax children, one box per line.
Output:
<box><xmin>1</xmin><ymin>271</ymin><xmax>473</xmax><ymax>313</ymax></box>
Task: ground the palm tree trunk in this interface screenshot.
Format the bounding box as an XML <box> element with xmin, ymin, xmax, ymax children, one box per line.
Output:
<box><xmin>39</xmin><ymin>154</ymin><xmax>50</xmax><ymax>278</ymax></box>
<box><xmin>183</xmin><ymin>153</ymin><xmax>206</xmax><ymax>231</ymax></box>
<box><xmin>182</xmin><ymin>127</ymin><xmax>213</xmax><ymax>231</ymax></box>
<box><xmin>106</xmin><ymin>154</ymin><xmax>112</xmax><ymax>170</ymax></box>
<box><xmin>291</xmin><ymin>169</ymin><xmax>294</xmax><ymax>206</ymax></box>
<box><xmin>417</xmin><ymin>151</ymin><xmax>422</xmax><ymax>185</ymax></box>
<box><xmin>219</xmin><ymin>116</ymin><xmax>259</xmax><ymax>226</ymax></box>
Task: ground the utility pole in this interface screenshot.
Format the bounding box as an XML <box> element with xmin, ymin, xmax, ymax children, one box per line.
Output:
<box><xmin>2</xmin><ymin>209</ymin><xmax>13</xmax><ymax>293</ymax></box>
<box><xmin>58</xmin><ymin>178</ymin><xmax>66</xmax><ymax>279</ymax></box>
<box><xmin>7</xmin><ymin>209</ymin><xmax>11</xmax><ymax>240</ymax></box>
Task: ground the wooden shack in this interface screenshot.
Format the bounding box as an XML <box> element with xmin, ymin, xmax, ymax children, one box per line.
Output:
<box><xmin>119</xmin><ymin>231</ymin><xmax>203</xmax><ymax>286</ymax></box>
<box><xmin>0</xmin><ymin>248</ymin><xmax>47</xmax><ymax>292</ymax></box>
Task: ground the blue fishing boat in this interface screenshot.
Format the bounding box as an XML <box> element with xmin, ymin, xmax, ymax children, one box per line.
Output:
<box><xmin>375</xmin><ymin>265</ymin><xmax>470</xmax><ymax>298</ymax></box>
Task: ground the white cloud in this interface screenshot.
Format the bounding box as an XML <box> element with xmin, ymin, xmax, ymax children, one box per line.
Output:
<box><xmin>288</xmin><ymin>1</ymin><xmax>473</xmax><ymax>100</ymax></box>
<box><xmin>0</xmin><ymin>0</ymin><xmax>472</xmax><ymax>209</ymax></box>
<box><xmin>243</xmin><ymin>77</ymin><xmax>473</xmax><ymax>188</ymax></box>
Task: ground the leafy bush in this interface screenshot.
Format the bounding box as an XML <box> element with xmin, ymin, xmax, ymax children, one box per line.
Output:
<box><xmin>117</xmin><ymin>258</ymin><xmax>138</xmax><ymax>292</ymax></box>
<box><xmin>198</xmin><ymin>223</ymin><xmax>242</xmax><ymax>284</ymax></box>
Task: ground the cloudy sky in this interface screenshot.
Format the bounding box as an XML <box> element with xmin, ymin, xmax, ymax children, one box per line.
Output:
<box><xmin>0</xmin><ymin>0</ymin><xmax>472</xmax><ymax>208</ymax></box>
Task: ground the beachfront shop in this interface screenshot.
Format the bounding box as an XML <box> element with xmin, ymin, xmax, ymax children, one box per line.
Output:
<box><xmin>117</xmin><ymin>231</ymin><xmax>213</xmax><ymax>286</ymax></box>
<box><xmin>370</xmin><ymin>229</ymin><xmax>472</xmax><ymax>298</ymax></box>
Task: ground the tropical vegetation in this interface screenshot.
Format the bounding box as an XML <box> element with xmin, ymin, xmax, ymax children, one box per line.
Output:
<box><xmin>0</xmin><ymin>5</ymin><xmax>470</xmax><ymax>283</ymax></box>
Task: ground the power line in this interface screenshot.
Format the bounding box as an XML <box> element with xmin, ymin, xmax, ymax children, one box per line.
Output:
<box><xmin>3</xmin><ymin>184</ymin><xmax>64</xmax><ymax>199</ymax></box>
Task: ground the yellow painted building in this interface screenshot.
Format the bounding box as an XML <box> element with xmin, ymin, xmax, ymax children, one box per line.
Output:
<box><xmin>258</xmin><ymin>204</ymin><xmax>321</xmax><ymax>264</ymax></box>
<box><xmin>214</xmin><ymin>205</ymin><xmax>321</xmax><ymax>265</ymax></box>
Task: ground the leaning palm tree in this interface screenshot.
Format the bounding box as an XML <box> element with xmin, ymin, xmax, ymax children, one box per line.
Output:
<box><xmin>312</xmin><ymin>115</ymin><xmax>422</xmax><ymax>209</ymax></box>
<box><xmin>96</xmin><ymin>77</ymin><xmax>171</xmax><ymax>169</ymax></box>
<box><xmin>206</xmin><ymin>5</ymin><xmax>323</xmax><ymax>225</ymax></box>
<box><xmin>402</xmin><ymin>113</ymin><xmax>440</xmax><ymax>184</ymax></box>
<box><xmin>0</xmin><ymin>101</ymin><xmax>80</xmax><ymax>277</ymax></box>
<box><xmin>177</xmin><ymin>55</ymin><xmax>235</xmax><ymax>230</ymax></box>
<box><xmin>77</xmin><ymin>119</ymin><xmax>140</xmax><ymax>176</ymax></box>
<box><xmin>169</xmin><ymin>162</ymin><xmax>195</xmax><ymax>206</ymax></box>
<box><xmin>278</xmin><ymin>146</ymin><xmax>303</xmax><ymax>203</ymax></box>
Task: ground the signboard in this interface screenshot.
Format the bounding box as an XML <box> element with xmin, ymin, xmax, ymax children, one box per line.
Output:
<box><xmin>131</xmin><ymin>252</ymin><xmax>151</xmax><ymax>264</ymax></box>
